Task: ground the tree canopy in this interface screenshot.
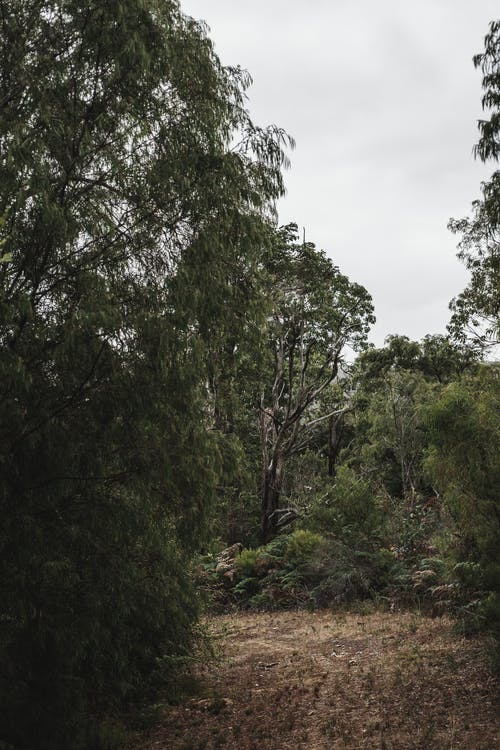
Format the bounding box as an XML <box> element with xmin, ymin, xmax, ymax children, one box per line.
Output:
<box><xmin>0</xmin><ymin>2</ymin><xmax>291</xmax><ymax>747</ymax></box>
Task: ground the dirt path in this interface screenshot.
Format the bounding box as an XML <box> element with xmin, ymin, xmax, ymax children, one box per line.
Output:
<box><xmin>134</xmin><ymin>610</ymin><xmax>499</xmax><ymax>750</ymax></box>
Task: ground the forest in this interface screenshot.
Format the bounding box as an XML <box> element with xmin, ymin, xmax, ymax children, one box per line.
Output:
<box><xmin>0</xmin><ymin>2</ymin><xmax>498</xmax><ymax>749</ymax></box>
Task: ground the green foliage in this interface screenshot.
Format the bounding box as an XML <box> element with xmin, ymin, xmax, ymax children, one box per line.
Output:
<box><xmin>285</xmin><ymin>529</ymin><xmax>323</xmax><ymax>563</ymax></box>
<box><xmin>369</xmin><ymin>490</ymin><xmax>442</xmax><ymax>565</ymax></box>
<box><xmin>258</xmin><ymin>224</ymin><xmax>375</xmax><ymax>541</ymax></box>
<box><xmin>306</xmin><ymin>539</ymin><xmax>404</xmax><ymax>606</ymax></box>
<box><xmin>303</xmin><ymin>466</ymin><xmax>382</xmax><ymax>544</ymax></box>
<box><xmin>235</xmin><ymin>548</ymin><xmax>263</xmax><ymax>578</ymax></box>
<box><xmin>473</xmin><ymin>19</ymin><xmax>500</xmax><ymax>162</ymax></box>
<box><xmin>424</xmin><ymin>366</ymin><xmax>500</xmax><ymax>645</ymax></box>
<box><xmin>207</xmin><ymin>433</ymin><xmax>261</xmax><ymax>547</ymax></box>
<box><xmin>0</xmin><ymin>1</ymin><xmax>290</xmax><ymax>747</ymax></box>
<box><xmin>205</xmin><ymin>532</ymin><xmax>408</xmax><ymax>611</ymax></box>
<box><xmin>351</xmin><ymin>351</ymin><xmax>441</xmax><ymax>499</ymax></box>
<box><xmin>354</xmin><ymin>334</ymin><xmax>476</xmax><ymax>390</ymax></box>
<box><xmin>448</xmin><ymin>20</ymin><xmax>500</xmax><ymax>351</ymax></box>
<box><xmin>448</xmin><ymin>199</ymin><xmax>500</xmax><ymax>352</ymax></box>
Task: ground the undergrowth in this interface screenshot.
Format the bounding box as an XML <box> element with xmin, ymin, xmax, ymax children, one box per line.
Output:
<box><xmin>196</xmin><ymin>529</ymin><xmax>445</xmax><ymax>612</ymax></box>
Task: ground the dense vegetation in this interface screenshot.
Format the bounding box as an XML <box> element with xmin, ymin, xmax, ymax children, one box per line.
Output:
<box><xmin>0</xmin><ymin>3</ymin><xmax>498</xmax><ymax>749</ymax></box>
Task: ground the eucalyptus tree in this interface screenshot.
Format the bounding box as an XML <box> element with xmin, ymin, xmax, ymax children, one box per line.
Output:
<box><xmin>258</xmin><ymin>225</ymin><xmax>374</xmax><ymax>542</ymax></box>
<box><xmin>439</xmin><ymin>20</ymin><xmax>500</xmax><ymax>644</ymax></box>
<box><xmin>448</xmin><ymin>20</ymin><xmax>500</xmax><ymax>352</ymax></box>
<box><xmin>0</xmin><ymin>2</ymin><xmax>290</xmax><ymax>747</ymax></box>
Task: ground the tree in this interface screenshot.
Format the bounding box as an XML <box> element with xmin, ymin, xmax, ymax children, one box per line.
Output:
<box><xmin>424</xmin><ymin>366</ymin><xmax>500</xmax><ymax>647</ymax></box>
<box><xmin>434</xmin><ymin>22</ymin><xmax>500</xmax><ymax>647</ymax></box>
<box><xmin>363</xmin><ymin>369</ymin><xmax>432</xmax><ymax>499</ymax></box>
<box><xmin>258</xmin><ymin>225</ymin><xmax>374</xmax><ymax>542</ymax></box>
<box><xmin>448</xmin><ymin>20</ymin><xmax>500</xmax><ymax>352</ymax></box>
<box><xmin>354</xmin><ymin>334</ymin><xmax>474</xmax><ymax>388</ymax></box>
<box><xmin>349</xmin><ymin>335</ymin><xmax>476</xmax><ymax>502</ymax></box>
<box><xmin>418</xmin><ymin>334</ymin><xmax>477</xmax><ymax>383</ymax></box>
<box><xmin>0</xmin><ymin>2</ymin><xmax>290</xmax><ymax>747</ymax></box>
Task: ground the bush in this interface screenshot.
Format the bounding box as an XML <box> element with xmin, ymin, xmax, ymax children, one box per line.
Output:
<box><xmin>424</xmin><ymin>368</ymin><xmax>500</xmax><ymax>650</ymax></box>
<box><xmin>303</xmin><ymin>539</ymin><xmax>403</xmax><ymax>607</ymax></box>
<box><xmin>304</xmin><ymin>466</ymin><xmax>382</xmax><ymax>545</ymax></box>
<box><xmin>206</xmin><ymin>531</ymin><xmax>410</xmax><ymax>611</ymax></box>
<box><xmin>235</xmin><ymin>548</ymin><xmax>263</xmax><ymax>577</ymax></box>
<box><xmin>285</xmin><ymin>530</ymin><xmax>323</xmax><ymax>564</ymax></box>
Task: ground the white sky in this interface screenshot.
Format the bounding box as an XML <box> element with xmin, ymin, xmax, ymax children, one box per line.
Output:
<box><xmin>182</xmin><ymin>1</ymin><xmax>498</xmax><ymax>347</ymax></box>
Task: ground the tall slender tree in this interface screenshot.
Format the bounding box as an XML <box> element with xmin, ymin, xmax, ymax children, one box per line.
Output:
<box><xmin>0</xmin><ymin>2</ymin><xmax>291</xmax><ymax>747</ymax></box>
<box><xmin>448</xmin><ymin>19</ymin><xmax>500</xmax><ymax>351</ymax></box>
<box><xmin>258</xmin><ymin>225</ymin><xmax>374</xmax><ymax>542</ymax></box>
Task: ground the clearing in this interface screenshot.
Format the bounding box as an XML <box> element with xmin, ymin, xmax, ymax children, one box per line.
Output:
<box><xmin>133</xmin><ymin>609</ymin><xmax>500</xmax><ymax>750</ymax></box>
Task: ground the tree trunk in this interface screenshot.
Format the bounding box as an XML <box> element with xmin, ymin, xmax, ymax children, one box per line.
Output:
<box><xmin>261</xmin><ymin>454</ymin><xmax>284</xmax><ymax>543</ymax></box>
<box><xmin>327</xmin><ymin>414</ymin><xmax>343</xmax><ymax>477</ymax></box>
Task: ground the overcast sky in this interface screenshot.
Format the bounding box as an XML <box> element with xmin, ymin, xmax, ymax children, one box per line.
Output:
<box><xmin>182</xmin><ymin>1</ymin><xmax>498</xmax><ymax>347</ymax></box>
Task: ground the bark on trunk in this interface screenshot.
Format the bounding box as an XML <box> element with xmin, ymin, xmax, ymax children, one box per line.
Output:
<box><xmin>327</xmin><ymin>414</ymin><xmax>343</xmax><ymax>477</ymax></box>
<box><xmin>261</xmin><ymin>456</ymin><xmax>283</xmax><ymax>543</ymax></box>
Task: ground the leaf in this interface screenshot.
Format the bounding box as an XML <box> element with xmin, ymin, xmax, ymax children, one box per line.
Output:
<box><xmin>0</xmin><ymin>252</ymin><xmax>12</xmax><ymax>263</ymax></box>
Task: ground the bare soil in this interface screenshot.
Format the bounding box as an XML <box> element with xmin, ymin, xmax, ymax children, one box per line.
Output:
<box><xmin>133</xmin><ymin>609</ymin><xmax>500</xmax><ymax>750</ymax></box>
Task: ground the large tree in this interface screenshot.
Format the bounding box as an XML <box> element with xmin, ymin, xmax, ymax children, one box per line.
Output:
<box><xmin>258</xmin><ymin>225</ymin><xmax>374</xmax><ymax>542</ymax></box>
<box><xmin>0</xmin><ymin>2</ymin><xmax>290</xmax><ymax>747</ymax></box>
<box><xmin>448</xmin><ymin>20</ymin><xmax>500</xmax><ymax>352</ymax></box>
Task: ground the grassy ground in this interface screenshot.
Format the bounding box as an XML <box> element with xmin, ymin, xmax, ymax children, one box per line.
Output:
<box><xmin>132</xmin><ymin>609</ymin><xmax>500</xmax><ymax>750</ymax></box>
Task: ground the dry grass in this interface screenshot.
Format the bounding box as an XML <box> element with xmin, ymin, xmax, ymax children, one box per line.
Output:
<box><xmin>131</xmin><ymin>609</ymin><xmax>500</xmax><ymax>750</ymax></box>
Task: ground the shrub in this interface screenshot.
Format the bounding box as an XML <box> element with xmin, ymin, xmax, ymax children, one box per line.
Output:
<box><xmin>285</xmin><ymin>530</ymin><xmax>323</xmax><ymax>564</ymax></box>
<box><xmin>424</xmin><ymin>369</ymin><xmax>500</xmax><ymax>650</ymax></box>
<box><xmin>235</xmin><ymin>548</ymin><xmax>262</xmax><ymax>577</ymax></box>
<box><xmin>304</xmin><ymin>466</ymin><xmax>382</xmax><ymax>545</ymax></box>
<box><xmin>207</xmin><ymin>531</ymin><xmax>412</xmax><ymax>611</ymax></box>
